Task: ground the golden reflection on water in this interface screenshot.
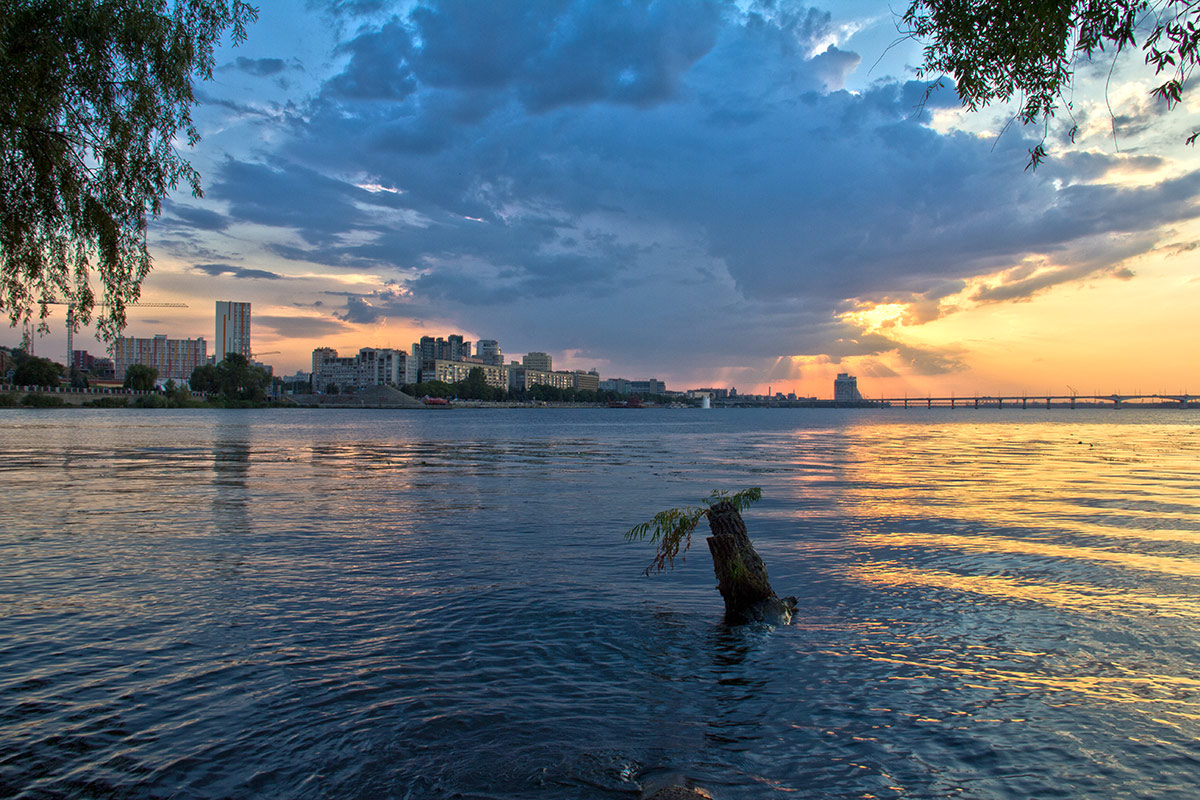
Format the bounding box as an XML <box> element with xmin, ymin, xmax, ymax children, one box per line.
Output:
<box><xmin>857</xmin><ymin>532</ymin><xmax>1200</xmax><ymax>579</ymax></box>
<box><xmin>823</xmin><ymin>422</ymin><xmax>1200</xmax><ymax>547</ymax></box>
<box><xmin>801</xmin><ymin>419</ymin><xmax>1200</xmax><ymax>732</ymax></box>
<box><xmin>815</xmin><ymin>420</ymin><xmax>1200</xmax><ymax>587</ymax></box>
<box><xmin>860</xmin><ymin>649</ymin><xmax>1200</xmax><ymax>727</ymax></box>
<box><xmin>847</xmin><ymin>559</ymin><xmax>1200</xmax><ymax>618</ymax></box>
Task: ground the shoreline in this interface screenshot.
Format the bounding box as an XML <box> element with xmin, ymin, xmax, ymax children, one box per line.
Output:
<box><xmin>3</xmin><ymin>386</ymin><xmax>1198</xmax><ymax>412</ymax></box>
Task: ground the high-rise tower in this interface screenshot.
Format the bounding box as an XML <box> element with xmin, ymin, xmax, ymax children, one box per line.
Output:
<box><xmin>215</xmin><ymin>301</ymin><xmax>251</xmax><ymax>360</ymax></box>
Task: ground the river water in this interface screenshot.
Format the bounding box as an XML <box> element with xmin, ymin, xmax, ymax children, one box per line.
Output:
<box><xmin>2</xmin><ymin>407</ymin><xmax>1198</xmax><ymax>799</ymax></box>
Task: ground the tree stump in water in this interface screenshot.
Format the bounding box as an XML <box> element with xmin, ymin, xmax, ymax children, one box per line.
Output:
<box><xmin>705</xmin><ymin>500</ymin><xmax>796</xmax><ymax>624</ymax></box>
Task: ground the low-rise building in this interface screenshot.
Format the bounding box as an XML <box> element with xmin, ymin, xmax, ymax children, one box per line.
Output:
<box><xmin>426</xmin><ymin>359</ymin><xmax>508</xmax><ymax>389</ymax></box>
<box><xmin>573</xmin><ymin>370</ymin><xmax>600</xmax><ymax>393</ymax></box>
<box><xmin>509</xmin><ymin>366</ymin><xmax>576</xmax><ymax>393</ymax></box>
<box><xmin>690</xmin><ymin>387</ymin><xmax>730</xmax><ymax>400</ymax></box>
<box><xmin>600</xmin><ymin>377</ymin><xmax>632</xmax><ymax>394</ymax></box>
<box><xmin>631</xmin><ymin>378</ymin><xmax>665</xmax><ymax>396</ymax></box>
<box><xmin>114</xmin><ymin>334</ymin><xmax>207</xmax><ymax>382</ymax></box>
<box><xmin>313</xmin><ymin>347</ymin><xmax>413</xmax><ymax>393</ymax></box>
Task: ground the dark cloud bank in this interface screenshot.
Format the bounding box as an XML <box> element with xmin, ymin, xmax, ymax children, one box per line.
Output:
<box><xmin>199</xmin><ymin>0</ymin><xmax>1200</xmax><ymax>378</ymax></box>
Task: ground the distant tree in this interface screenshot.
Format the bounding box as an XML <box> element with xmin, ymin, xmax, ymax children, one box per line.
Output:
<box><xmin>409</xmin><ymin>379</ymin><xmax>455</xmax><ymax>398</ymax></box>
<box><xmin>455</xmin><ymin>366</ymin><xmax>504</xmax><ymax>400</ymax></box>
<box><xmin>905</xmin><ymin>0</ymin><xmax>1200</xmax><ymax>165</ymax></box>
<box><xmin>0</xmin><ymin>0</ymin><xmax>257</xmax><ymax>339</ymax></box>
<box><xmin>326</xmin><ymin>382</ymin><xmax>339</xmax><ymax>395</ymax></box>
<box><xmin>123</xmin><ymin>363</ymin><xmax>158</xmax><ymax>391</ymax></box>
<box><xmin>465</xmin><ymin>367</ymin><xmax>487</xmax><ymax>398</ymax></box>
<box><xmin>162</xmin><ymin>379</ymin><xmax>194</xmax><ymax>406</ymax></box>
<box><xmin>13</xmin><ymin>356</ymin><xmax>62</xmax><ymax>387</ymax></box>
<box><xmin>69</xmin><ymin>368</ymin><xmax>88</xmax><ymax>389</ymax></box>
<box><xmin>189</xmin><ymin>363</ymin><xmax>217</xmax><ymax>393</ymax></box>
<box><xmin>214</xmin><ymin>352</ymin><xmax>269</xmax><ymax>403</ymax></box>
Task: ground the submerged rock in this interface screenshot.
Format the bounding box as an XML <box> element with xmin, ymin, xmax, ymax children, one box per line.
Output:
<box><xmin>645</xmin><ymin>787</ymin><xmax>714</xmax><ymax>800</ymax></box>
<box><xmin>639</xmin><ymin>769</ymin><xmax>715</xmax><ymax>800</ymax></box>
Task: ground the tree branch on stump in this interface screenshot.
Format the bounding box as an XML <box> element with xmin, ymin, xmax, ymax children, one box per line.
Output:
<box><xmin>625</xmin><ymin>489</ymin><xmax>796</xmax><ymax>625</ymax></box>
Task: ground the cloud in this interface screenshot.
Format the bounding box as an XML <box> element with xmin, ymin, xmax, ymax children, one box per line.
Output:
<box><xmin>207</xmin><ymin>158</ymin><xmax>418</xmax><ymax>249</ymax></box>
<box><xmin>167</xmin><ymin>204</ymin><xmax>231</xmax><ymax>231</ymax></box>
<box><xmin>315</xmin><ymin>0</ymin><xmax>392</xmax><ymax>19</ymax></box>
<box><xmin>331</xmin><ymin>285</ymin><xmax>423</xmax><ymax>324</ymax></box>
<box><xmin>1161</xmin><ymin>239</ymin><xmax>1200</xmax><ymax>256</ymax></box>
<box><xmin>971</xmin><ymin>264</ymin><xmax>1131</xmax><ymax>304</ymax></box>
<box><xmin>231</xmin><ymin>57</ymin><xmax>289</xmax><ymax>76</ymax></box>
<box><xmin>192</xmin><ymin>263</ymin><xmax>285</xmax><ymax>280</ymax></box>
<box><xmin>173</xmin><ymin>0</ymin><xmax>1200</xmax><ymax>382</ymax></box>
<box><xmin>255</xmin><ymin>315</ymin><xmax>353</xmax><ymax>338</ymax></box>
<box><xmin>398</xmin><ymin>0</ymin><xmax>723</xmax><ymax>110</ymax></box>
<box><xmin>325</xmin><ymin>21</ymin><xmax>417</xmax><ymax>100</ymax></box>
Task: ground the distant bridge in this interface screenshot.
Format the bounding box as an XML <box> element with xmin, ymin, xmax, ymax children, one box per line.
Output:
<box><xmin>875</xmin><ymin>393</ymin><xmax>1195</xmax><ymax>409</ymax></box>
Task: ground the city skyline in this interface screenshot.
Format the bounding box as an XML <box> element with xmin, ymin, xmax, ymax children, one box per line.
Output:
<box><xmin>2</xmin><ymin>0</ymin><xmax>1198</xmax><ymax>396</ymax></box>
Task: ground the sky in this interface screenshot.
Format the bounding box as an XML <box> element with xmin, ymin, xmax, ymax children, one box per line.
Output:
<box><xmin>10</xmin><ymin>0</ymin><xmax>1200</xmax><ymax>397</ymax></box>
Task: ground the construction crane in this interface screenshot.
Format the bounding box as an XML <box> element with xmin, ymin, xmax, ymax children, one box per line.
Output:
<box><xmin>43</xmin><ymin>301</ymin><xmax>188</xmax><ymax>365</ymax></box>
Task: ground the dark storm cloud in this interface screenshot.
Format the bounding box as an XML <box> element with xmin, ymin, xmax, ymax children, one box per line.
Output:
<box><xmin>325</xmin><ymin>21</ymin><xmax>417</xmax><ymax>100</ymax></box>
<box><xmin>400</xmin><ymin>0</ymin><xmax>721</xmax><ymax>110</ymax></box>
<box><xmin>192</xmin><ymin>263</ymin><xmax>284</xmax><ymax>280</ymax></box>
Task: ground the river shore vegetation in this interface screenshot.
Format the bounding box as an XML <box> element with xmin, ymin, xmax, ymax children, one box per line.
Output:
<box><xmin>400</xmin><ymin>366</ymin><xmax>674</xmax><ymax>406</ymax></box>
<box><xmin>3</xmin><ymin>359</ymin><xmax>679</xmax><ymax>410</ymax></box>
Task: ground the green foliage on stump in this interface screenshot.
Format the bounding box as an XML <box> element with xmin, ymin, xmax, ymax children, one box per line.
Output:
<box><xmin>624</xmin><ymin>488</ymin><xmax>762</xmax><ymax>576</ymax></box>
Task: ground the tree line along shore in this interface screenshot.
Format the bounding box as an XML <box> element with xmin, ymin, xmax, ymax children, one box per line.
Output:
<box><xmin>2</xmin><ymin>351</ymin><xmax>681</xmax><ymax>409</ymax></box>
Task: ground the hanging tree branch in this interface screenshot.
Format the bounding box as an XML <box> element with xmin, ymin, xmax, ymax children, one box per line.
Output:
<box><xmin>0</xmin><ymin>0</ymin><xmax>257</xmax><ymax>340</ymax></box>
<box><xmin>902</xmin><ymin>0</ymin><xmax>1200</xmax><ymax>166</ymax></box>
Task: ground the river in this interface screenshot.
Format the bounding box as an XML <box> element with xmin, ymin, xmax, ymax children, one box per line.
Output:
<box><xmin>2</xmin><ymin>407</ymin><xmax>1198</xmax><ymax>798</ymax></box>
